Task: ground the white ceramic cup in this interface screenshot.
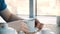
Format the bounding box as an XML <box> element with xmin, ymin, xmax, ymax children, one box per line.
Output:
<box><xmin>24</xmin><ymin>18</ymin><xmax>35</xmax><ymax>32</ymax></box>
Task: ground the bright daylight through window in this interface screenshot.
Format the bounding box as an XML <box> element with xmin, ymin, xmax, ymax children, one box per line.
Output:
<box><xmin>5</xmin><ymin>0</ymin><xmax>58</xmax><ymax>24</ymax></box>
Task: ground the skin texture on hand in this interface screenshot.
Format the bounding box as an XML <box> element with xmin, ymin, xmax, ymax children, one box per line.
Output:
<box><xmin>8</xmin><ymin>20</ymin><xmax>29</xmax><ymax>33</ymax></box>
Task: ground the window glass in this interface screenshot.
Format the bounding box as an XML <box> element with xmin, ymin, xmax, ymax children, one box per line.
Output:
<box><xmin>37</xmin><ymin>0</ymin><xmax>57</xmax><ymax>16</ymax></box>
<box><xmin>5</xmin><ymin>0</ymin><xmax>29</xmax><ymax>15</ymax></box>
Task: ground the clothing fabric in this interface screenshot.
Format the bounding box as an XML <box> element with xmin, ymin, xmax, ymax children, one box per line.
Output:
<box><xmin>0</xmin><ymin>0</ymin><xmax>7</xmax><ymax>12</ymax></box>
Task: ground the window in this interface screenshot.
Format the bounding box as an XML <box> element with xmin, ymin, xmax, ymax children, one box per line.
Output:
<box><xmin>5</xmin><ymin>0</ymin><xmax>17</xmax><ymax>14</ymax></box>
<box><xmin>37</xmin><ymin>0</ymin><xmax>57</xmax><ymax>24</ymax></box>
<box><xmin>5</xmin><ymin>0</ymin><xmax>29</xmax><ymax>18</ymax></box>
<box><xmin>37</xmin><ymin>0</ymin><xmax>57</xmax><ymax>16</ymax></box>
<box><xmin>16</xmin><ymin>0</ymin><xmax>29</xmax><ymax>15</ymax></box>
<box><xmin>5</xmin><ymin>0</ymin><xmax>29</xmax><ymax>15</ymax></box>
<box><xmin>5</xmin><ymin>0</ymin><xmax>59</xmax><ymax>16</ymax></box>
<box><xmin>5</xmin><ymin>0</ymin><xmax>57</xmax><ymax>24</ymax></box>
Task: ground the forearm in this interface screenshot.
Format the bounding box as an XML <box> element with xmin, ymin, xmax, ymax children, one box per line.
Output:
<box><xmin>0</xmin><ymin>8</ymin><xmax>24</xmax><ymax>22</ymax></box>
<box><xmin>7</xmin><ymin>14</ymin><xmax>24</xmax><ymax>22</ymax></box>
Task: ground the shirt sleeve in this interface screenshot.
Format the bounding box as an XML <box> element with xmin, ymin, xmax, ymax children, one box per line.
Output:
<box><xmin>0</xmin><ymin>0</ymin><xmax>7</xmax><ymax>12</ymax></box>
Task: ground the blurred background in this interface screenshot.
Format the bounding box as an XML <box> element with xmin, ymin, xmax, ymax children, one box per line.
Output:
<box><xmin>5</xmin><ymin>0</ymin><xmax>59</xmax><ymax>24</ymax></box>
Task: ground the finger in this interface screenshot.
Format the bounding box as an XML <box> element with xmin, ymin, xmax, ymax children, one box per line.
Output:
<box><xmin>20</xmin><ymin>23</ymin><xmax>29</xmax><ymax>33</ymax></box>
<box><xmin>37</xmin><ymin>23</ymin><xmax>44</xmax><ymax>30</ymax></box>
<box><xmin>20</xmin><ymin>23</ymin><xmax>28</xmax><ymax>30</ymax></box>
<box><xmin>21</xmin><ymin>27</ymin><xmax>29</xmax><ymax>33</ymax></box>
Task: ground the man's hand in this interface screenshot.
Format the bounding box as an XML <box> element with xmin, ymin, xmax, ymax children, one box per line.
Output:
<box><xmin>8</xmin><ymin>20</ymin><xmax>28</xmax><ymax>33</ymax></box>
<box><xmin>35</xmin><ymin>19</ymin><xmax>44</xmax><ymax>30</ymax></box>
